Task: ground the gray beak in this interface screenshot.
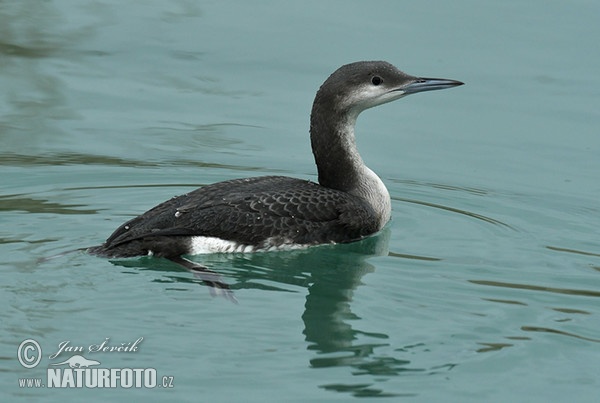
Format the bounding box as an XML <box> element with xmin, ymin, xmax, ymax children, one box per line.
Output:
<box><xmin>401</xmin><ymin>77</ymin><xmax>464</xmax><ymax>95</ymax></box>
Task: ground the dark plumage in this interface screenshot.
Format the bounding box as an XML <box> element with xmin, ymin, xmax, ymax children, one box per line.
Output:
<box><xmin>88</xmin><ymin>176</ymin><xmax>379</xmax><ymax>258</ymax></box>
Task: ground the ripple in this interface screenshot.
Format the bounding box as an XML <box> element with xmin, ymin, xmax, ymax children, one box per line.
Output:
<box><xmin>392</xmin><ymin>178</ymin><xmax>489</xmax><ymax>196</ymax></box>
<box><xmin>395</xmin><ymin>196</ymin><xmax>514</xmax><ymax>229</ymax></box>
<box><xmin>0</xmin><ymin>194</ymin><xmax>97</xmax><ymax>215</ymax></box>
<box><xmin>551</xmin><ymin>307</ymin><xmax>590</xmax><ymax>315</ymax></box>
<box><xmin>546</xmin><ymin>245</ymin><xmax>600</xmax><ymax>258</ymax></box>
<box><xmin>387</xmin><ymin>251</ymin><xmax>441</xmax><ymax>261</ymax></box>
<box><xmin>469</xmin><ymin>279</ymin><xmax>600</xmax><ymax>298</ymax></box>
<box><xmin>320</xmin><ymin>382</ymin><xmax>412</xmax><ymax>398</ymax></box>
<box><xmin>521</xmin><ymin>326</ymin><xmax>600</xmax><ymax>343</ymax></box>
<box><xmin>483</xmin><ymin>298</ymin><xmax>528</xmax><ymax>306</ymax></box>
<box><xmin>1</xmin><ymin>152</ymin><xmax>275</xmax><ymax>176</ymax></box>
<box><xmin>476</xmin><ymin>342</ymin><xmax>513</xmax><ymax>353</ymax></box>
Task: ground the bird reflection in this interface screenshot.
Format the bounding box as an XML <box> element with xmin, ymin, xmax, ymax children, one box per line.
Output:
<box><xmin>109</xmin><ymin>229</ymin><xmax>428</xmax><ymax>396</ymax></box>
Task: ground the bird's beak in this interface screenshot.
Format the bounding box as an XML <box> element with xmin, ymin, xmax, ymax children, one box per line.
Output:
<box><xmin>400</xmin><ymin>77</ymin><xmax>464</xmax><ymax>95</ymax></box>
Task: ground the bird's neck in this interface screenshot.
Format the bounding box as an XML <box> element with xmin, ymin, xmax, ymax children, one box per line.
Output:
<box><xmin>310</xmin><ymin>109</ymin><xmax>362</xmax><ymax>191</ymax></box>
<box><xmin>310</xmin><ymin>106</ymin><xmax>391</xmax><ymax>228</ymax></box>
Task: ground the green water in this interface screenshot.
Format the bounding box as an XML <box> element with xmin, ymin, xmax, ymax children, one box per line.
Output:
<box><xmin>2</xmin><ymin>1</ymin><xmax>599</xmax><ymax>401</ymax></box>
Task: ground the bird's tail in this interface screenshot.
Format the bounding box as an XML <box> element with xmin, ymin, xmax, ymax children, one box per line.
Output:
<box><xmin>37</xmin><ymin>247</ymin><xmax>90</xmax><ymax>264</ymax></box>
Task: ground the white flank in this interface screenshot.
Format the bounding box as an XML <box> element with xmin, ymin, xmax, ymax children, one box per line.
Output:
<box><xmin>189</xmin><ymin>236</ymin><xmax>309</xmax><ymax>255</ymax></box>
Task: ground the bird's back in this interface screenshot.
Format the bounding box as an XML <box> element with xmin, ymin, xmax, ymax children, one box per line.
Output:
<box><xmin>88</xmin><ymin>175</ymin><xmax>381</xmax><ymax>258</ymax></box>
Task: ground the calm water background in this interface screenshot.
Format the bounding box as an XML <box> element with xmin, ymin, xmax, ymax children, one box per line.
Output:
<box><xmin>2</xmin><ymin>0</ymin><xmax>599</xmax><ymax>401</ymax></box>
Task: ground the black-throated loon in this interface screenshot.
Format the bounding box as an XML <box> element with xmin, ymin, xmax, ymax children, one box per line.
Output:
<box><xmin>88</xmin><ymin>61</ymin><xmax>463</xmax><ymax>265</ymax></box>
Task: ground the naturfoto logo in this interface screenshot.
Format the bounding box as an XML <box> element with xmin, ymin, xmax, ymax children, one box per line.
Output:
<box><xmin>17</xmin><ymin>337</ymin><xmax>175</xmax><ymax>389</ymax></box>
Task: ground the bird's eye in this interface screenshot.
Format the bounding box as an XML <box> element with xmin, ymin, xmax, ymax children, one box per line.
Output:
<box><xmin>371</xmin><ymin>76</ymin><xmax>383</xmax><ymax>86</ymax></box>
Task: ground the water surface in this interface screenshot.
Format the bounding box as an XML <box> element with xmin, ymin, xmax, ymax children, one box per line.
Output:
<box><xmin>2</xmin><ymin>1</ymin><xmax>599</xmax><ymax>401</ymax></box>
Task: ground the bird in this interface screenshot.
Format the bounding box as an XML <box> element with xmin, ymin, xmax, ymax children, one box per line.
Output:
<box><xmin>88</xmin><ymin>61</ymin><xmax>463</xmax><ymax>272</ymax></box>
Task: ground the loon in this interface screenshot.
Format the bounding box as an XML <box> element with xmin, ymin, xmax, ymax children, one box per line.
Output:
<box><xmin>88</xmin><ymin>61</ymin><xmax>463</xmax><ymax>267</ymax></box>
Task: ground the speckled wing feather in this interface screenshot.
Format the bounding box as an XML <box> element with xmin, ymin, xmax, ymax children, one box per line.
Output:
<box><xmin>94</xmin><ymin>176</ymin><xmax>378</xmax><ymax>256</ymax></box>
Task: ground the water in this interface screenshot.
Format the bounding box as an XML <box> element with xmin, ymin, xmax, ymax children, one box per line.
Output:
<box><xmin>2</xmin><ymin>0</ymin><xmax>599</xmax><ymax>401</ymax></box>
